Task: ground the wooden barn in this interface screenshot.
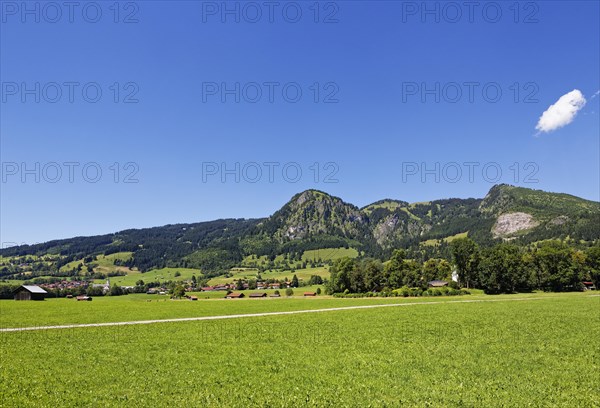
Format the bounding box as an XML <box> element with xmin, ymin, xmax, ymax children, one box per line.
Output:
<box><xmin>13</xmin><ymin>285</ymin><xmax>48</xmax><ymax>301</ymax></box>
<box><xmin>225</xmin><ymin>292</ymin><xmax>244</xmax><ymax>299</ymax></box>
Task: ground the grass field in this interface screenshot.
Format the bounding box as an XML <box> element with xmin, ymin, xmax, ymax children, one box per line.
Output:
<box><xmin>1</xmin><ymin>293</ymin><xmax>598</xmax><ymax>406</ymax></box>
<box><xmin>421</xmin><ymin>232</ymin><xmax>469</xmax><ymax>247</ymax></box>
<box><xmin>362</xmin><ymin>200</ymin><xmax>403</xmax><ymax>214</ymax></box>
<box><xmin>60</xmin><ymin>252</ymin><xmax>134</xmax><ymax>274</ymax></box>
<box><xmin>301</xmin><ymin>247</ymin><xmax>358</xmax><ymax>262</ymax></box>
<box><xmin>240</xmin><ymin>248</ymin><xmax>359</xmax><ymax>268</ymax></box>
<box><xmin>95</xmin><ymin>267</ymin><xmax>203</xmax><ymax>286</ymax></box>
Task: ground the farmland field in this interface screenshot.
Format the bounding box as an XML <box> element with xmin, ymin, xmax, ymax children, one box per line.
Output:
<box><xmin>94</xmin><ymin>267</ymin><xmax>203</xmax><ymax>286</ymax></box>
<box><xmin>301</xmin><ymin>247</ymin><xmax>359</xmax><ymax>262</ymax></box>
<box><xmin>1</xmin><ymin>293</ymin><xmax>598</xmax><ymax>406</ymax></box>
<box><xmin>60</xmin><ymin>251</ymin><xmax>134</xmax><ymax>274</ymax></box>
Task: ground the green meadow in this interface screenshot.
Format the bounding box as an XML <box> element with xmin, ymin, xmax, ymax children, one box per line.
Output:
<box><xmin>60</xmin><ymin>251</ymin><xmax>134</xmax><ymax>274</ymax></box>
<box><xmin>0</xmin><ymin>293</ymin><xmax>598</xmax><ymax>406</ymax></box>
<box><xmin>300</xmin><ymin>247</ymin><xmax>358</xmax><ymax>261</ymax></box>
<box><xmin>96</xmin><ymin>267</ymin><xmax>202</xmax><ymax>286</ymax></box>
<box><xmin>421</xmin><ymin>232</ymin><xmax>469</xmax><ymax>247</ymax></box>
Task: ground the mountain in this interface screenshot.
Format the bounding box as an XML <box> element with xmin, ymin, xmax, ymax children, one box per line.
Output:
<box><xmin>1</xmin><ymin>185</ymin><xmax>598</xmax><ymax>276</ymax></box>
<box><xmin>259</xmin><ymin>190</ymin><xmax>369</xmax><ymax>240</ymax></box>
<box><xmin>480</xmin><ymin>184</ymin><xmax>600</xmax><ymax>241</ymax></box>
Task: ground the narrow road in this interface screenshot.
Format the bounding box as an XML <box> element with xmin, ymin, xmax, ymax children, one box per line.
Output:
<box><xmin>0</xmin><ymin>296</ymin><xmax>564</xmax><ymax>332</ymax></box>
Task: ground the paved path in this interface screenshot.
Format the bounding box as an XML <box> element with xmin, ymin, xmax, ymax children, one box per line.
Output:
<box><xmin>0</xmin><ymin>296</ymin><xmax>569</xmax><ymax>333</ymax></box>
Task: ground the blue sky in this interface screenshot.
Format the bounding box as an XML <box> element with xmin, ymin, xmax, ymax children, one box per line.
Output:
<box><xmin>1</xmin><ymin>1</ymin><xmax>599</xmax><ymax>245</ymax></box>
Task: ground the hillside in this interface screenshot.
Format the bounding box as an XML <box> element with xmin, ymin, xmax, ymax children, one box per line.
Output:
<box><xmin>1</xmin><ymin>185</ymin><xmax>598</xmax><ymax>284</ymax></box>
<box><xmin>480</xmin><ymin>184</ymin><xmax>600</xmax><ymax>241</ymax></box>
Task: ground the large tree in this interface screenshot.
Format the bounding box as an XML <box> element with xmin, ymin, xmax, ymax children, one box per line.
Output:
<box><xmin>422</xmin><ymin>258</ymin><xmax>452</xmax><ymax>283</ymax></box>
<box><xmin>327</xmin><ymin>257</ymin><xmax>355</xmax><ymax>294</ymax></box>
<box><xmin>478</xmin><ymin>244</ymin><xmax>531</xmax><ymax>294</ymax></box>
<box><xmin>363</xmin><ymin>259</ymin><xmax>384</xmax><ymax>292</ymax></box>
<box><xmin>383</xmin><ymin>251</ymin><xmax>421</xmax><ymax>289</ymax></box>
<box><xmin>532</xmin><ymin>240</ymin><xmax>581</xmax><ymax>291</ymax></box>
<box><xmin>450</xmin><ymin>237</ymin><xmax>479</xmax><ymax>288</ymax></box>
<box><xmin>585</xmin><ymin>245</ymin><xmax>600</xmax><ymax>287</ymax></box>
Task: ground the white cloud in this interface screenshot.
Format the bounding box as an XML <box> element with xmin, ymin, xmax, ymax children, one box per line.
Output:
<box><xmin>535</xmin><ymin>89</ymin><xmax>587</xmax><ymax>134</ymax></box>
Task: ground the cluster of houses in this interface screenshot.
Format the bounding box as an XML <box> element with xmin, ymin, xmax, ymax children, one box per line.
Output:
<box><xmin>200</xmin><ymin>281</ymin><xmax>292</xmax><ymax>292</ymax></box>
<box><xmin>21</xmin><ymin>279</ymin><xmax>113</xmax><ymax>294</ymax></box>
<box><xmin>199</xmin><ymin>284</ymin><xmax>232</xmax><ymax>292</ymax></box>
<box><xmin>30</xmin><ymin>280</ymin><xmax>89</xmax><ymax>291</ymax></box>
<box><xmin>225</xmin><ymin>291</ymin><xmax>317</xmax><ymax>299</ymax></box>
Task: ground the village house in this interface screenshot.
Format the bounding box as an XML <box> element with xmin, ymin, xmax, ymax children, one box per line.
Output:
<box><xmin>201</xmin><ymin>284</ymin><xmax>231</xmax><ymax>291</ymax></box>
<box><xmin>41</xmin><ymin>280</ymin><xmax>88</xmax><ymax>291</ymax></box>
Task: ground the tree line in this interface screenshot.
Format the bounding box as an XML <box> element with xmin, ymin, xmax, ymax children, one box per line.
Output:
<box><xmin>327</xmin><ymin>238</ymin><xmax>600</xmax><ymax>294</ymax></box>
<box><xmin>450</xmin><ymin>238</ymin><xmax>599</xmax><ymax>293</ymax></box>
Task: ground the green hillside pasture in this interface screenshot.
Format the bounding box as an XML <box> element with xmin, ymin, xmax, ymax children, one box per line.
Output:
<box><xmin>0</xmin><ymin>294</ymin><xmax>597</xmax><ymax>406</ymax></box>
<box><xmin>507</xmin><ymin>185</ymin><xmax>600</xmax><ymax>218</ymax></box>
<box><xmin>240</xmin><ymin>248</ymin><xmax>357</xmax><ymax>270</ymax></box>
<box><xmin>260</xmin><ymin>268</ymin><xmax>329</xmax><ymax>284</ymax></box>
<box><xmin>362</xmin><ymin>200</ymin><xmax>403</xmax><ymax>214</ymax></box>
<box><xmin>301</xmin><ymin>247</ymin><xmax>358</xmax><ymax>262</ymax></box>
<box><xmin>0</xmin><ymin>254</ymin><xmax>45</xmax><ymax>263</ymax></box>
<box><xmin>409</xmin><ymin>201</ymin><xmax>432</xmax><ymax>208</ymax></box>
<box><xmin>240</xmin><ymin>254</ymin><xmax>288</xmax><ymax>266</ymax></box>
<box><xmin>421</xmin><ymin>231</ymin><xmax>468</xmax><ymax>247</ymax></box>
<box><xmin>60</xmin><ymin>252</ymin><xmax>134</xmax><ymax>274</ymax></box>
<box><xmin>98</xmin><ymin>267</ymin><xmax>202</xmax><ymax>286</ymax></box>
